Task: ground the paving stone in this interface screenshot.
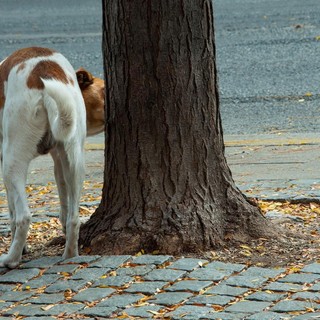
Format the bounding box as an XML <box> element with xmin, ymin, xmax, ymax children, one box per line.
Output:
<box><xmin>44</xmin><ymin>279</ymin><xmax>88</xmax><ymax>293</ymax></box>
<box><xmin>224</xmin><ymin>301</ymin><xmax>271</xmax><ymax>313</ymax></box>
<box><xmin>301</xmin><ymin>263</ymin><xmax>320</xmax><ymax>274</ymax></box>
<box><xmin>165</xmin><ymin>305</ymin><xmax>218</xmax><ymax>320</ymax></box>
<box><xmin>93</xmin><ymin>275</ymin><xmax>134</xmax><ymax>288</ymax></box>
<box><xmin>310</xmin><ymin>282</ymin><xmax>320</xmax><ymax>291</ymax></box>
<box><xmin>149</xmin><ymin>292</ymin><xmax>193</xmax><ymax>306</ymax></box>
<box><xmin>0</xmin><ymin>290</ymin><xmax>35</xmax><ymax>302</ymax></box>
<box><xmin>116</xmin><ymin>265</ymin><xmax>155</xmax><ymax>276</ymax></box>
<box><xmin>246</xmin><ymin>290</ymin><xmax>287</xmax><ymax>302</ymax></box>
<box><xmin>0</xmin><ymin>284</ymin><xmax>16</xmax><ymax>292</ymax></box>
<box><xmin>78</xmin><ymin>306</ymin><xmax>117</xmax><ymax>317</ymax></box>
<box><xmin>124</xmin><ymin>305</ymin><xmax>163</xmax><ymax>318</ymax></box>
<box><xmin>21</xmin><ymin>274</ymin><xmax>61</xmax><ymax>290</ymax></box>
<box><xmin>72</xmin><ymin>287</ymin><xmax>115</xmax><ymax>302</ymax></box>
<box><xmin>165</xmin><ymin>280</ymin><xmax>213</xmax><ymax>292</ymax></box>
<box><xmin>205</xmin><ymin>312</ymin><xmax>250</xmax><ymax>319</ymax></box>
<box><xmin>26</xmin><ymin>293</ymin><xmax>65</xmax><ymax>304</ymax></box>
<box><xmin>44</xmin><ymin>264</ymin><xmax>80</xmax><ymax>275</ymax></box>
<box><xmin>292</xmin><ymin>312</ymin><xmax>320</xmax><ymax>319</ymax></box>
<box><xmin>246</xmin><ymin>312</ymin><xmax>291</xmax><ymax>320</ymax></box>
<box><xmin>124</xmin><ymin>281</ymin><xmax>167</xmax><ymax>294</ymax></box>
<box><xmin>271</xmin><ymin>300</ymin><xmax>320</xmax><ymax>312</ymax></box>
<box><xmin>71</xmin><ymin>267</ymin><xmax>110</xmax><ymax>280</ymax></box>
<box><xmin>3</xmin><ymin>303</ymin><xmax>85</xmax><ymax>316</ymax></box>
<box><xmin>206</xmin><ymin>261</ymin><xmax>246</xmax><ymax>273</ymax></box>
<box><xmin>143</xmin><ymin>268</ymin><xmax>186</xmax><ymax>282</ymax></box>
<box><xmin>278</xmin><ymin>273</ymin><xmax>320</xmax><ymax>284</ymax></box>
<box><xmin>264</xmin><ymin>282</ymin><xmax>303</xmax><ymax>292</ymax></box>
<box><xmin>0</xmin><ymin>302</ymin><xmax>13</xmax><ymax>311</ymax></box>
<box><xmin>0</xmin><ymin>268</ymin><xmax>9</xmax><ymax>276</ymax></box>
<box><xmin>61</xmin><ymin>255</ymin><xmax>101</xmax><ymax>264</ymax></box>
<box><xmin>186</xmin><ymin>294</ymin><xmax>234</xmax><ymax>306</ymax></box>
<box><xmin>167</xmin><ymin>258</ymin><xmax>208</xmax><ymax>271</ymax></box>
<box><xmin>23</xmin><ymin>318</ymin><xmax>56</xmax><ymax>320</ymax></box>
<box><xmin>97</xmin><ymin>293</ymin><xmax>143</xmax><ymax>308</ymax></box>
<box><xmin>244</xmin><ymin>266</ymin><xmax>285</xmax><ymax>279</ymax></box>
<box><xmin>21</xmin><ymin>257</ymin><xmax>62</xmax><ymax>269</ymax></box>
<box><xmin>90</xmin><ymin>255</ymin><xmax>131</xmax><ymax>269</ymax></box>
<box><xmin>206</xmin><ymin>284</ymin><xmax>248</xmax><ymax>296</ymax></box>
<box><xmin>132</xmin><ymin>255</ymin><xmax>172</xmax><ymax>265</ymax></box>
<box><xmin>0</xmin><ymin>268</ymin><xmax>40</xmax><ymax>283</ymax></box>
<box><xmin>224</xmin><ymin>275</ymin><xmax>268</xmax><ymax>288</ymax></box>
<box><xmin>292</xmin><ymin>291</ymin><xmax>320</xmax><ymax>300</ymax></box>
<box><xmin>188</xmin><ymin>267</ymin><xmax>232</xmax><ymax>281</ymax></box>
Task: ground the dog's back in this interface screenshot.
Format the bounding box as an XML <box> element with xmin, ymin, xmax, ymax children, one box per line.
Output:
<box><xmin>0</xmin><ymin>47</ymin><xmax>86</xmax><ymax>268</ymax></box>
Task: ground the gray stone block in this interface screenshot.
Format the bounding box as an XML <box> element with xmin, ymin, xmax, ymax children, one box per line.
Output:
<box><xmin>21</xmin><ymin>257</ymin><xmax>62</xmax><ymax>269</ymax></box>
<box><xmin>271</xmin><ymin>300</ymin><xmax>320</xmax><ymax>312</ymax></box>
<box><xmin>224</xmin><ymin>300</ymin><xmax>271</xmax><ymax>313</ymax></box>
<box><xmin>26</xmin><ymin>293</ymin><xmax>65</xmax><ymax>304</ymax></box>
<box><xmin>206</xmin><ymin>261</ymin><xmax>246</xmax><ymax>273</ymax></box>
<box><xmin>165</xmin><ymin>305</ymin><xmax>217</xmax><ymax>320</ymax></box>
<box><xmin>72</xmin><ymin>287</ymin><xmax>115</xmax><ymax>302</ymax></box>
<box><xmin>0</xmin><ymin>268</ymin><xmax>40</xmax><ymax>283</ymax></box>
<box><xmin>90</xmin><ymin>255</ymin><xmax>131</xmax><ymax>269</ymax></box>
<box><xmin>188</xmin><ymin>268</ymin><xmax>232</xmax><ymax>281</ymax></box>
<box><xmin>206</xmin><ymin>284</ymin><xmax>248</xmax><ymax>296</ymax></box>
<box><xmin>44</xmin><ymin>264</ymin><xmax>80</xmax><ymax>275</ymax></box>
<box><xmin>132</xmin><ymin>255</ymin><xmax>172</xmax><ymax>265</ymax></box>
<box><xmin>78</xmin><ymin>306</ymin><xmax>117</xmax><ymax>317</ymax></box>
<box><xmin>301</xmin><ymin>263</ymin><xmax>320</xmax><ymax>274</ymax></box>
<box><xmin>96</xmin><ymin>293</ymin><xmax>143</xmax><ymax>308</ymax></box>
<box><xmin>224</xmin><ymin>275</ymin><xmax>268</xmax><ymax>288</ymax></box>
<box><xmin>246</xmin><ymin>312</ymin><xmax>289</xmax><ymax>320</ymax></box>
<box><xmin>0</xmin><ymin>284</ymin><xmax>16</xmax><ymax>292</ymax></box>
<box><xmin>123</xmin><ymin>305</ymin><xmax>163</xmax><ymax>318</ymax></box>
<box><xmin>246</xmin><ymin>291</ymin><xmax>287</xmax><ymax>302</ymax></box>
<box><xmin>165</xmin><ymin>280</ymin><xmax>212</xmax><ymax>293</ymax></box>
<box><xmin>186</xmin><ymin>294</ymin><xmax>234</xmax><ymax>306</ymax></box>
<box><xmin>292</xmin><ymin>312</ymin><xmax>320</xmax><ymax>319</ymax></box>
<box><xmin>278</xmin><ymin>273</ymin><xmax>320</xmax><ymax>284</ymax></box>
<box><xmin>292</xmin><ymin>291</ymin><xmax>320</xmax><ymax>301</ymax></box>
<box><xmin>143</xmin><ymin>268</ymin><xmax>186</xmax><ymax>282</ymax></box>
<box><xmin>117</xmin><ymin>265</ymin><xmax>155</xmax><ymax>276</ymax></box>
<box><xmin>124</xmin><ymin>281</ymin><xmax>167</xmax><ymax>294</ymax></box>
<box><xmin>168</xmin><ymin>258</ymin><xmax>208</xmax><ymax>271</ymax></box>
<box><xmin>310</xmin><ymin>282</ymin><xmax>320</xmax><ymax>291</ymax></box>
<box><xmin>21</xmin><ymin>274</ymin><xmax>61</xmax><ymax>290</ymax></box>
<box><xmin>244</xmin><ymin>266</ymin><xmax>285</xmax><ymax>278</ymax></box>
<box><xmin>71</xmin><ymin>267</ymin><xmax>110</xmax><ymax>280</ymax></box>
<box><xmin>149</xmin><ymin>292</ymin><xmax>193</xmax><ymax>306</ymax></box>
<box><xmin>264</xmin><ymin>282</ymin><xmax>303</xmax><ymax>292</ymax></box>
<box><xmin>204</xmin><ymin>312</ymin><xmax>250</xmax><ymax>319</ymax></box>
<box><xmin>61</xmin><ymin>255</ymin><xmax>101</xmax><ymax>264</ymax></box>
<box><xmin>0</xmin><ymin>290</ymin><xmax>35</xmax><ymax>302</ymax></box>
<box><xmin>44</xmin><ymin>279</ymin><xmax>87</xmax><ymax>293</ymax></box>
<box><xmin>93</xmin><ymin>275</ymin><xmax>134</xmax><ymax>288</ymax></box>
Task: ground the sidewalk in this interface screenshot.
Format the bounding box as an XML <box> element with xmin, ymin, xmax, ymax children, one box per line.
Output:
<box><xmin>0</xmin><ymin>133</ymin><xmax>319</xmax><ymax>319</ymax></box>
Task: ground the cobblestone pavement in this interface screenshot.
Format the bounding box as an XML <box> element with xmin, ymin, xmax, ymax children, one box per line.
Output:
<box><xmin>0</xmin><ymin>255</ymin><xmax>319</xmax><ymax>319</ymax></box>
<box><xmin>0</xmin><ymin>135</ymin><xmax>320</xmax><ymax>318</ymax></box>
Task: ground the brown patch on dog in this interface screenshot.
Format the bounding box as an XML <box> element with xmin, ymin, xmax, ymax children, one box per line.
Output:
<box><xmin>0</xmin><ymin>47</ymin><xmax>55</xmax><ymax>108</ymax></box>
<box><xmin>17</xmin><ymin>62</ymin><xmax>26</xmax><ymax>73</ymax></box>
<box><xmin>76</xmin><ymin>68</ymin><xmax>105</xmax><ymax>136</ymax></box>
<box><xmin>27</xmin><ymin>60</ymin><xmax>69</xmax><ymax>90</ymax></box>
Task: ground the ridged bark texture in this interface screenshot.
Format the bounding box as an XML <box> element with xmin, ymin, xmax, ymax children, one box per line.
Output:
<box><xmin>80</xmin><ymin>0</ymin><xmax>274</xmax><ymax>254</ymax></box>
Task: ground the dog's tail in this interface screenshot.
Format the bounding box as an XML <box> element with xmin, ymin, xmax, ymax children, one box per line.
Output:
<box><xmin>41</xmin><ymin>79</ymin><xmax>76</xmax><ymax>141</ymax></box>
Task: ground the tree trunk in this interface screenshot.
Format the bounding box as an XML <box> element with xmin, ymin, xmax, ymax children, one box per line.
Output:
<box><xmin>80</xmin><ymin>0</ymin><xmax>276</xmax><ymax>255</ymax></box>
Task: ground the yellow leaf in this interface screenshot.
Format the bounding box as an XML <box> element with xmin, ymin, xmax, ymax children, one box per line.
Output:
<box><xmin>315</xmin><ymin>35</ymin><xmax>320</xmax><ymax>41</ymax></box>
<box><xmin>41</xmin><ymin>305</ymin><xmax>54</xmax><ymax>311</ymax></box>
<box><xmin>304</xmin><ymin>92</ymin><xmax>313</xmax><ymax>97</ymax></box>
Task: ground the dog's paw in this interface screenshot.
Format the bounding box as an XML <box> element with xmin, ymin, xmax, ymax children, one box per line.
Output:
<box><xmin>0</xmin><ymin>254</ymin><xmax>20</xmax><ymax>269</ymax></box>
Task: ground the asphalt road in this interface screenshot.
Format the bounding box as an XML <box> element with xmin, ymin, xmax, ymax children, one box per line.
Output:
<box><xmin>0</xmin><ymin>0</ymin><xmax>319</xmax><ymax>135</ymax></box>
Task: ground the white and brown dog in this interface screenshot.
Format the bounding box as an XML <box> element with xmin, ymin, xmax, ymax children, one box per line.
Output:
<box><xmin>0</xmin><ymin>47</ymin><xmax>105</xmax><ymax>268</ymax></box>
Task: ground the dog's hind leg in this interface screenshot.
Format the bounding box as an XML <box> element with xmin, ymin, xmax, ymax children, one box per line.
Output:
<box><xmin>54</xmin><ymin>140</ymin><xmax>85</xmax><ymax>259</ymax></box>
<box><xmin>51</xmin><ymin>148</ymin><xmax>68</xmax><ymax>235</ymax></box>
<box><xmin>0</xmin><ymin>150</ymin><xmax>32</xmax><ymax>268</ymax></box>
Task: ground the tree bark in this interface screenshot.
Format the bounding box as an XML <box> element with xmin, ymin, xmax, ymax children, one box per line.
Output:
<box><xmin>80</xmin><ymin>0</ymin><xmax>276</xmax><ymax>255</ymax></box>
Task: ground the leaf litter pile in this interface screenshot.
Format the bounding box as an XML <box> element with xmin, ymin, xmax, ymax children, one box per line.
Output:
<box><xmin>0</xmin><ymin>182</ymin><xmax>319</xmax><ymax>267</ymax></box>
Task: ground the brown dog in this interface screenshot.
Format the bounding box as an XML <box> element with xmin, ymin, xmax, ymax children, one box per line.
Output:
<box><xmin>76</xmin><ymin>68</ymin><xmax>105</xmax><ymax>136</ymax></box>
